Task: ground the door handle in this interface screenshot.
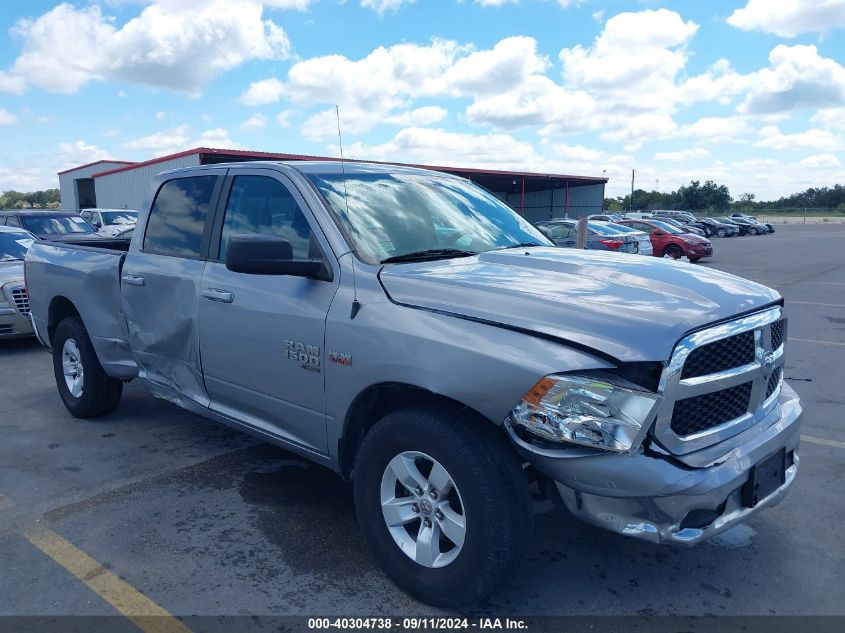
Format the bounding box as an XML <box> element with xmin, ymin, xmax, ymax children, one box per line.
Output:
<box><xmin>202</xmin><ymin>288</ymin><xmax>234</xmax><ymax>303</ymax></box>
<box><xmin>122</xmin><ymin>273</ymin><xmax>145</xmax><ymax>286</ymax></box>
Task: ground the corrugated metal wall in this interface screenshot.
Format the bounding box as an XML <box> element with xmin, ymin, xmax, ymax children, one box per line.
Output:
<box><xmin>94</xmin><ymin>154</ymin><xmax>201</xmax><ymax>210</ymax></box>
<box><xmin>58</xmin><ymin>162</ymin><xmax>135</xmax><ymax>210</ymax></box>
<box><xmin>496</xmin><ymin>182</ymin><xmax>605</xmax><ymax>222</ymax></box>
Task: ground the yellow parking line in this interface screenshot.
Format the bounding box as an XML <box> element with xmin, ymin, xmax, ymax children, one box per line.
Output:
<box><xmin>0</xmin><ymin>494</ymin><xmax>14</xmax><ymax>510</ymax></box>
<box><xmin>789</xmin><ymin>337</ymin><xmax>845</xmax><ymax>346</ymax></box>
<box><xmin>802</xmin><ymin>435</ymin><xmax>845</xmax><ymax>449</ymax></box>
<box><xmin>24</xmin><ymin>527</ymin><xmax>191</xmax><ymax>633</ymax></box>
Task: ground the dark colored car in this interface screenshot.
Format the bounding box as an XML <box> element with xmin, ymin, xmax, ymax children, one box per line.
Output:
<box><xmin>0</xmin><ymin>210</ymin><xmax>101</xmax><ymax>242</ymax></box>
<box><xmin>618</xmin><ymin>218</ymin><xmax>713</xmax><ymax>261</ymax></box>
<box><xmin>537</xmin><ymin>219</ymin><xmax>640</xmax><ymax>253</ymax></box>
<box><xmin>718</xmin><ymin>216</ymin><xmax>768</xmax><ymax>235</ymax></box>
<box><xmin>660</xmin><ymin>217</ymin><xmax>706</xmax><ymax>237</ymax></box>
<box><xmin>698</xmin><ymin>217</ymin><xmax>739</xmax><ymax>238</ymax></box>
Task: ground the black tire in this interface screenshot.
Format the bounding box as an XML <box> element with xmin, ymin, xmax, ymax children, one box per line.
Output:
<box><xmin>749</xmin><ymin>227</ymin><xmax>758</xmax><ymax>235</ymax></box>
<box><xmin>665</xmin><ymin>244</ymin><xmax>684</xmax><ymax>259</ymax></box>
<box><xmin>716</xmin><ymin>229</ymin><xmax>726</xmax><ymax>238</ymax></box>
<box><xmin>353</xmin><ymin>405</ymin><xmax>533</xmax><ymax>607</ymax></box>
<box><xmin>52</xmin><ymin>316</ymin><xmax>122</xmax><ymax>418</ymax></box>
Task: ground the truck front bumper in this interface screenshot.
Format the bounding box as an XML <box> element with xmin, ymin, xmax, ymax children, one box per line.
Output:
<box><xmin>507</xmin><ymin>381</ymin><xmax>803</xmax><ymax>546</ymax></box>
<box><xmin>0</xmin><ymin>306</ymin><xmax>33</xmax><ymax>339</ymax></box>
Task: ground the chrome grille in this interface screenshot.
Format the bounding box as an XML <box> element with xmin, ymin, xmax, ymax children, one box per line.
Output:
<box><xmin>671</xmin><ymin>381</ymin><xmax>752</xmax><ymax>436</ymax></box>
<box><xmin>766</xmin><ymin>367</ymin><xmax>782</xmax><ymax>400</ymax></box>
<box><xmin>10</xmin><ymin>286</ymin><xmax>30</xmax><ymax>317</ymax></box>
<box><xmin>654</xmin><ymin>307</ymin><xmax>787</xmax><ymax>455</ymax></box>
<box><xmin>771</xmin><ymin>319</ymin><xmax>786</xmax><ymax>350</ymax></box>
<box><xmin>681</xmin><ymin>330</ymin><xmax>755</xmax><ymax>379</ymax></box>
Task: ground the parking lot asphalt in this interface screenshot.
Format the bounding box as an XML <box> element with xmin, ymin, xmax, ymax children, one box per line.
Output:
<box><xmin>1</xmin><ymin>224</ymin><xmax>844</xmax><ymax>621</ymax></box>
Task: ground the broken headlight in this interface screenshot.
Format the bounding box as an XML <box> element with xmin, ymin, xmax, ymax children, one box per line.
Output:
<box><xmin>507</xmin><ymin>374</ymin><xmax>660</xmax><ymax>452</ymax></box>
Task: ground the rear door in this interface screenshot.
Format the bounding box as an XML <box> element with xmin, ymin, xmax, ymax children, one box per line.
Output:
<box><xmin>547</xmin><ymin>224</ymin><xmax>576</xmax><ymax>247</ymax></box>
<box><xmin>197</xmin><ymin>170</ymin><xmax>339</xmax><ymax>453</ymax></box>
<box><xmin>121</xmin><ymin>171</ymin><xmax>225</xmax><ymax>405</ymax></box>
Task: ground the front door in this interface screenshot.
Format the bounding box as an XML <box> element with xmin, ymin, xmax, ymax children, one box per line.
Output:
<box><xmin>121</xmin><ymin>171</ymin><xmax>225</xmax><ymax>405</ymax></box>
<box><xmin>198</xmin><ymin>171</ymin><xmax>339</xmax><ymax>454</ymax></box>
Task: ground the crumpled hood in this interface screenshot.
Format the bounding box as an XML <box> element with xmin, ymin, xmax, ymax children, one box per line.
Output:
<box><xmin>0</xmin><ymin>261</ymin><xmax>24</xmax><ymax>286</ymax></box>
<box><xmin>379</xmin><ymin>247</ymin><xmax>780</xmax><ymax>363</ymax></box>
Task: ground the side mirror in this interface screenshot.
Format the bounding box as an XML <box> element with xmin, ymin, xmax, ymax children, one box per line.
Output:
<box><xmin>225</xmin><ymin>234</ymin><xmax>331</xmax><ymax>280</ymax></box>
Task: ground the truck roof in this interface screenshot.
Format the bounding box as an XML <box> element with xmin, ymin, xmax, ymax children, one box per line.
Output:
<box><xmin>159</xmin><ymin>160</ymin><xmax>462</xmax><ymax>179</ymax></box>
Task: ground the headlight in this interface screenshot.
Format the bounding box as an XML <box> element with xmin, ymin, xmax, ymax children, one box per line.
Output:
<box><xmin>683</xmin><ymin>238</ymin><xmax>699</xmax><ymax>245</ymax></box>
<box><xmin>507</xmin><ymin>374</ymin><xmax>659</xmax><ymax>452</ymax></box>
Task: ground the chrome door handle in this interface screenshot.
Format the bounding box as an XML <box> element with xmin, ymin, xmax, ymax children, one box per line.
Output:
<box><xmin>122</xmin><ymin>273</ymin><xmax>145</xmax><ymax>286</ymax></box>
<box><xmin>202</xmin><ymin>288</ymin><xmax>234</xmax><ymax>303</ymax></box>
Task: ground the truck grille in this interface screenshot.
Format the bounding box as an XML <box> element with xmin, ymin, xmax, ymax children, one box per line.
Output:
<box><xmin>681</xmin><ymin>330</ymin><xmax>755</xmax><ymax>379</ymax></box>
<box><xmin>771</xmin><ymin>319</ymin><xmax>786</xmax><ymax>350</ymax></box>
<box><xmin>671</xmin><ymin>381</ymin><xmax>753</xmax><ymax>436</ymax></box>
<box><xmin>11</xmin><ymin>286</ymin><xmax>30</xmax><ymax>317</ymax></box>
<box><xmin>654</xmin><ymin>308</ymin><xmax>788</xmax><ymax>455</ymax></box>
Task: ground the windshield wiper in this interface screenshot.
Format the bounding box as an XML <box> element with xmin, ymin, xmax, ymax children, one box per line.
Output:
<box><xmin>496</xmin><ymin>242</ymin><xmax>544</xmax><ymax>250</ymax></box>
<box><xmin>381</xmin><ymin>248</ymin><xmax>477</xmax><ymax>264</ymax></box>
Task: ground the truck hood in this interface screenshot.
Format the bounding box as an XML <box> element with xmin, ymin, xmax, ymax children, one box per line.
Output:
<box><xmin>378</xmin><ymin>247</ymin><xmax>780</xmax><ymax>363</ymax></box>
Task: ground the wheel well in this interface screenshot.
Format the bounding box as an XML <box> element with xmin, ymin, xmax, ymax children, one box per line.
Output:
<box><xmin>47</xmin><ymin>297</ymin><xmax>80</xmax><ymax>346</ymax></box>
<box><xmin>338</xmin><ymin>383</ymin><xmax>492</xmax><ymax>479</ymax></box>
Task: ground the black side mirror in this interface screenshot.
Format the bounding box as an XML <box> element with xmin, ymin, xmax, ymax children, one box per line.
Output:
<box><xmin>225</xmin><ymin>234</ymin><xmax>331</xmax><ymax>280</ymax></box>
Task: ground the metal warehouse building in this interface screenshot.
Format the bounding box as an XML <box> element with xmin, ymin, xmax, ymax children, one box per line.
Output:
<box><xmin>58</xmin><ymin>148</ymin><xmax>607</xmax><ymax>222</ymax></box>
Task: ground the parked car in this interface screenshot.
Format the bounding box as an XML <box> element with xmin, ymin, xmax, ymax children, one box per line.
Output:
<box><xmin>618</xmin><ymin>218</ymin><xmax>713</xmax><ymax>261</ymax></box>
<box><xmin>27</xmin><ymin>161</ymin><xmax>800</xmax><ymax>607</ymax></box>
<box><xmin>80</xmin><ymin>209</ymin><xmax>138</xmax><ymax>236</ymax></box>
<box><xmin>698</xmin><ymin>217</ymin><xmax>739</xmax><ymax>238</ymax></box>
<box><xmin>731</xmin><ymin>213</ymin><xmax>757</xmax><ymax>221</ymax></box>
<box><xmin>603</xmin><ymin>222</ymin><xmax>653</xmax><ymax>256</ymax></box>
<box><xmin>721</xmin><ymin>216</ymin><xmax>768</xmax><ymax>235</ymax></box>
<box><xmin>113</xmin><ymin>226</ymin><xmax>135</xmax><ymax>239</ymax></box>
<box><xmin>652</xmin><ymin>210</ymin><xmax>698</xmax><ymax>224</ymax></box>
<box><xmin>0</xmin><ymin>210</ymin><xmax>101</xmax><ymax>242</ymax></box>
<box><xmin>717</xmin><ymin>217</ymin><xmax>751</xmax><ymax>235</ymax></box>
<box><xmin>0</xmin><ymin>226</ymin><xmax>34</xmax><ymax>338</ymax></box>
<box><xmin>622</xmin><ymin>211</ymin><xmax>654</xmax><ymax>219</ymax></box>
<box><xmin>537</xmin><ymin>219</ymin><xmax>640</xmax><ymax>253</ymax></box>
<box><xmin>659</xmin><ymin>217</ymin><xmax>706</xmax><ymax>237</ymax></box>
<box><xmin>587</xmin><ymin>213</ymin><xmax>624</xmax><ymax>223</ymax></box>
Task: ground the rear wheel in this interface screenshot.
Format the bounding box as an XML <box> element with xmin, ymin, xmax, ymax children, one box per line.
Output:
<box><xmin>749</xmin><ymin>227</ymin><xmax>758</xmax><ymax>235</ymax></box>
<box><xmin>665</xmin><ymin>244</ymin><xmax>684</xmax><ymax>260</ymax></box>
<box><xmin>52</xmin><ymin>316</ymin><xmax>122</xmax><ymax>418</ymax></box>
<box><xmin>716</xmin><ymin>228</ymin><xmax>726</xmax><ymax>238</ymax></box>
<box><xmin>353</xmin><ymin>406</ymin><xmax>533</xmax><ymax>607</ymax></box>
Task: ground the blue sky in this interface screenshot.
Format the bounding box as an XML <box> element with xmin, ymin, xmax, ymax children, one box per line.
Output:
<box><xmin>1</xmin><ymin>0</ymin><xmax>844</xmax><ymax>198</ymax></box>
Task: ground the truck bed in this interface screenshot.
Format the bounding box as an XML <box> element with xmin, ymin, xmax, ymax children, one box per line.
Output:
<box><xmin>26</xmin><ymin>240</ymin><xmax>138</xmax><ymax>379</ymax></box>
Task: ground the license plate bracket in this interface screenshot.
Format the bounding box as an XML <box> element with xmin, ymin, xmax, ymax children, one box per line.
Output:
<box><xmin>742</xmin><ymin>448</ymin><xmax>786</xmax><ymax>508</ymax></box>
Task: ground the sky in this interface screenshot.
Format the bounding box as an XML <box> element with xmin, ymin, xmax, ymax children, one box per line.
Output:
<box><xmin>0</xmin><ymin>0</ymin><xmax>844</xmax><ymax>199</ymax></box>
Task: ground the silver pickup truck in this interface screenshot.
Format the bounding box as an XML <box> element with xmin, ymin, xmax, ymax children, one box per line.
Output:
<box><xmin>26</xmin><ymin>161</ymin><xmax>802</xmax><ymax>606</ymax></box>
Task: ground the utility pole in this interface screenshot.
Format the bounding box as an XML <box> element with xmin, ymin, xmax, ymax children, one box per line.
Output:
<box><xmin>630</xmin><ymin>169</ymin><xmax>635</xmax><ymax>212</ymax></box>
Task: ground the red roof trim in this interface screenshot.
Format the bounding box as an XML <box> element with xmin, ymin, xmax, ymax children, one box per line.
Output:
<box><xmin>88</xmin><ymin>146</ymin><xmax>608</xmax><ymax>183</ymax></box>
<box><xmin>58</xmin><ymin>159</ymin><xmax>136</xmax><ymax>176</ymax></box>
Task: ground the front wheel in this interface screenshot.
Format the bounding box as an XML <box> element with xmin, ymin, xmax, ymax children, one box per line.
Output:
<box><xmin>52</xmin><ymin>316</ymin><xmax>123</xmax><ymax>418</ymax></box>
<box><xmin>749</xmin><ymin>227</ymin><xmax>758</xmax><ymax>235</ymax></box>
<box><xmin>716</xmin><ymin>229</ymin><xmax>726</xmax><ymax>238</ymax></box>
<box><xmin>353</xmin><ymin>406</ymin><xmax>533</xmax><ymax>607</ymax></box>
<box><xmin>664</xmin><ymin>244</ymin><xmax>684</xmax><ymax>259</ymax></box>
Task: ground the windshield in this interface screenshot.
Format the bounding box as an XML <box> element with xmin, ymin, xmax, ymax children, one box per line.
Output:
<box><xmin>0</xmin><ymin>232</ymin><xmax>33</xmax><ymax>261</ymax></box>
<box><xmin>20</xmin><ymin>215</ymin><xmax>94</xmax><ymax>235</ymax></box>
<box><xmin>651</xmin><ymin>220</ymin><xmax>684</xmax><ymax>235</ymax></box>
<box><xmin>101</xmin><ymin>211</ymin><xmax>138</xmax><ymax>225</ymax></box>
<box><xmin>307</xmin><ymin>172</ymin><xmax>552</xmax><ymax>264</ymax></box>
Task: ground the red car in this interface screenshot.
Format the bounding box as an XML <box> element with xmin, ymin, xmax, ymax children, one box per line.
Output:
<box><xmin>618</xmin><ymin>219</ymin><xmax>713</xmax><ymax>261</ymax></box>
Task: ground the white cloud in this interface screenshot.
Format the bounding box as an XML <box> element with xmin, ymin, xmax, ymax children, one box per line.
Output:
<box><xmin>677</xmin><ymin>116</ymin><xmax>751</xmax><ymax>143</ymax></box>
<box><xmin>241</xmin><ymin>113</ymin><xmax>268</xmax><ymax>130</ymax></box>
<box><xmin>754</xmin><ymin>125</ymin><xmax>843</xmax><ymax>150</ymax></box>
<box><xmin>800</xmin><ymin>153</ymin><xmax>842</xmax><ymax>169</ymax></box>
<box><xmin>276</xmin><ymin>110</ymin><xmax>294</xmax><ymax>127</ymax></box>
<box><xmin>2</xmin><ymin>1</ymin><xmax>291</xmax><ymax>95</ymax></box>
<box><xmin>240</xmin><ymin>78</ymin><xmax>286</xmax><ymax>106</ymax></box>
<box><xmin>36</xmin><ymin>115</ymin><xmax>55</xmax><ymax>125</ymax></box>
<box><xmin>155</xmin><ymin>111</ymin><xmax>167</xmax><ymax>120</ymax></box>
<box><xmin>559</xmin><ymin>9</ymin><xmax>698</xmax><ymax>101</ymax></box>
<box><xmin>812</xmin><ymin>107</ymin><xmax>845</xmax><ymax>130</ymax></box>
<box><xmin>122</xmin><ymin>124</ymin><xmax>244</xmax><ymax>155</ymax></box>
<box><xmin>727</xmin><ymin>0</ymin><xmax>845</xmax><ymax>38</ymax></box>
<box><xmin>361</xmin><ymin>0</ymin><xmax>415</xmax><ymax>14</ymax></box>
<box><xmin>653</xmin><ymin>147</ymin><xmax>710</xmax><ymax>161</ymax></box>
<box><xmin>0</xmin><ymin>108</ymin><xmax>17</xmax><ymax>125</ymax></box>
<box><xmin>739</xmin><ymin>45</ymin><xmax>845</xmax><ymax>114</ymax></box>
<box><xmin>0</xmin><ymin>70</ymin><xmax>26</xmax><ymax>95</ymax></box>
<box><xmin>56</xmin><ymin>140</ymin><xmax>112</xmax><ymax>171</ymax></box>
<box><xmin>384</xmin><ymin>106</ymin><xmax>448</xmax><ymax>126</ymax></box>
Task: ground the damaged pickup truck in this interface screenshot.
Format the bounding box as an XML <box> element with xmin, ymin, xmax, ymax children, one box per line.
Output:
<box><xmin>26</xmin><ymin>161</ymin><xmax>802</xmax><ymax>606</ymax></box>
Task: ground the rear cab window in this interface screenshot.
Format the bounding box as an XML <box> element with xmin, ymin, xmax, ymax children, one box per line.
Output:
<box><xmin>143</xmin><ymin>176</ymin><xmax>218</xmax><ymax>258</ymax></box>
